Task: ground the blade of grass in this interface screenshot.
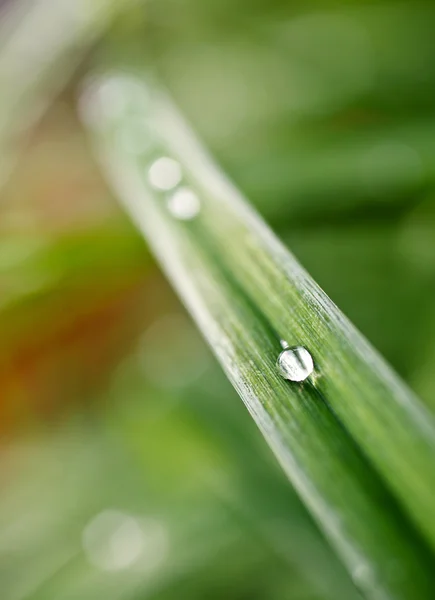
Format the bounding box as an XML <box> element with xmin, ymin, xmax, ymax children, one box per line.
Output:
<box><xmin>87</xmin><ymin>71</ymin><xmax>435</xmax><ymax>554</ymax></box>
<box><xmin>79</xmin><ymin>71</ymin><xmax>435</xmax><ymax>600</ymax></box>
<box><xmin>152</xmin><ymin>89</ymin><xmax>435</xmax><ymax>554</ymax></box>
<box><xmin>0</xmin><ymin>0</ymin><xmax>137</xmax><ymax>188</ymax></box>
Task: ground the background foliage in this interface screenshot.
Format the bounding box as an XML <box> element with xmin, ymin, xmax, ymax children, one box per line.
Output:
<box><xmin>1</xmin><ymin>1</ymin><xmax>435</xmax><ymax>599</ymax></box>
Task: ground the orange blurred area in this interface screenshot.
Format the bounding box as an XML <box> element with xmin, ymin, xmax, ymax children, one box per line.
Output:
<box><xmin>0</xmin><ymin>93</ymin><xmax>179</xmax><ymax>432</ymax></box>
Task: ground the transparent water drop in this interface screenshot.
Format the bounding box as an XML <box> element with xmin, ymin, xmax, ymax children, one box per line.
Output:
<box><xmin>167</xmin><ymin>188</ymin><xmax>200</xmax><ymax>220</ymax></box>
<box><xmin>148</xmin><ymin>157</ymin><xmax>182</xmax><ymax>191</ymax></box>
<box><xmin>277</xmin><ymin>346</ymin><xmax>314</xmax><ymax>382</ymax></box>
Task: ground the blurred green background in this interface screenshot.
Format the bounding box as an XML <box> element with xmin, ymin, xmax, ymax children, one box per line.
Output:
<box><xmin>1</xmin><ymin>1</ymin><xmax>435</xmax><ymax>599</ymax></box>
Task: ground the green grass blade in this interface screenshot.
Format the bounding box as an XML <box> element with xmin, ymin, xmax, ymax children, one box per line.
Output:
<box><xmin>155</xmin><ymin>99</ymin><xmax>435</xmax><ymax>553</ymax></box>
<box><xmin>79</xmin><ymin>71</ymin><xmax>435</xmax><ymax>600</ymax></box>
<box><xmin>0</xmin><ymin>0</ymin><xmax>137</xmax><ymax>188</ymax></box>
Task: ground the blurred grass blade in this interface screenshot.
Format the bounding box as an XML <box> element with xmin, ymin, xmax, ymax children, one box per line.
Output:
<box><xmin>79</xmin><ymin>71</ymin><xmax>435</xmax><ymax>599</ymax></box>
<box><xmin>0</xmin><ymin>0</ymin><xmax>137</xmax><ymax>188</ymax></box>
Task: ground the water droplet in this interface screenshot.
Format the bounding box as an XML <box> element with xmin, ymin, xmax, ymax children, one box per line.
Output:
<box><xmin>167</xmin><ymin>188</ymin><xmax>200</xmax><ymax>221</ymax></box>
<box><xmin>148</xmin><ymin>157</ymin><xmax>182</xmax><ymax>191</ymax></box>
<box><xmin>277</xmin><ymin>346</ymin><xmax>314</xmax><ymax>382</ymax></box>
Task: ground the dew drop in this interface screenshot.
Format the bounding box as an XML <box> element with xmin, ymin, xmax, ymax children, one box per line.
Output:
<box><xmin>167</xmin><ymin>188</ymin><xmax>200</xmax><ymax>221</ymax></box>
<box><xmin>148</xmin><ymin>157</ymin><xmax>182</xmax><ymax>191</ymax></box>
<box><xmin>277</xmin><ymin>346</ymin><xmax>314</xmax><ymax>382</ymax></box>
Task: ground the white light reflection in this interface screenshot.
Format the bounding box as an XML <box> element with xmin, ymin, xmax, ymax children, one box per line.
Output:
<box><xmin>98</xmin><ymin>75</ymin><xmax>149</xmax><ymax>118</ymax></box>
<box><xmin>82</xmin><ymin>510</ymin><xmax>168</xmax><ymax>573</ymax></box>
<box><xmin>148</xmin><ymin>157</ymin><xmax>182</xmax><ymax>191</ymax></box>
<box><xmin>80</xmin><ymin>73</ymin><xmax>150</xmax><ymax>128</ymax></box>
<box><xmin>351</xmin><ymin>562</ymin><xmax>379</xmax><ymax>597</ymax></box>
<box><xmin>167</xmin><ymin>187</ymin><xmax>200</xmax><ymax>221</ymax></box>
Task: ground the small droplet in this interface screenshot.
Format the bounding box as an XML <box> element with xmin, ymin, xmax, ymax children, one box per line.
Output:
<box><xmin>167</xmin><ymin>188</ymin><xmax>200</xmax><ymax>220</ymax></box>
<box><xmin>277</xmin><ymin>346</ymin><xmax>314</xmax><ymax>382</ymax></box>
<box><xmin>148</xmin><ymin>157</ymin><xmax>182</xmax><ymax>191</ymax></box>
